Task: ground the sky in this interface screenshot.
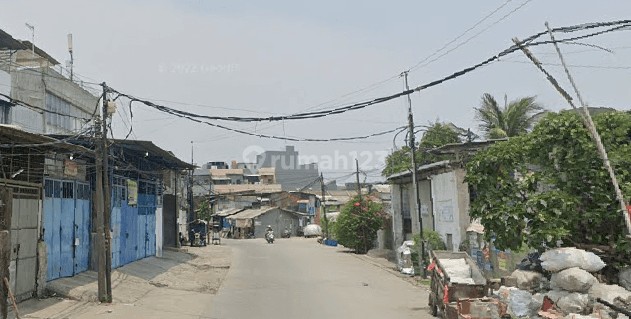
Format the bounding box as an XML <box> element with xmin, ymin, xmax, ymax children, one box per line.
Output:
<box><xmin>2</xmin><ymin>0</ymin><xmax>631</xmax><ymax>184</ymax></box>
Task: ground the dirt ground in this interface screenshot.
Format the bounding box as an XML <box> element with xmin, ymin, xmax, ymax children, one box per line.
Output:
<box><xmin>150</xmin><ymin>244</ymin><xmax>233</xmax><ymax>294</ymax></box>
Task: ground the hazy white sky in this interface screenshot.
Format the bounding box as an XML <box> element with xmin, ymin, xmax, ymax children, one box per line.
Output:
<box><xmin>2</xmin><ymin>0</ymin><xmax>631</xmax><ymax>183</ymax></box>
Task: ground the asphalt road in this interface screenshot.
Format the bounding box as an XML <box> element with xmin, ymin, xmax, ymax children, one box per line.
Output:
<box><xmin>203</xmin><ymin>237</ymin><xmax>431</xmax><ymax>319</ymax></box>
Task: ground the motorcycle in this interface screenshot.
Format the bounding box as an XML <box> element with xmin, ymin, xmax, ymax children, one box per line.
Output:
<box><xmin>282</xmin><ymin>228</ymin><xmax>291</xmax><ymax>238</ymax></box>
<box><xmin>265</xmin><ymin>231</ymin><xmax>275</xmax><ymax>244</ymax></box>
<box><xmin>246</xmin><ymin>231</ymin><xmax>255</xmax><ymax>239</ymax></box>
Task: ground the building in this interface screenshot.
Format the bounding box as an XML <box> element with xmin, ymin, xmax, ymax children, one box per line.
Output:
<box><xmin>0</xmin><ymin>29</ymin><xmax>99</xmax><ymax>135</ymax></box>
<box><xmin>255</xmin><ymin>145</ymin><xmax>320</xmax><ymax>191</ymax></box>
<box><xmin>0</xmin><ymin>125</ymin><xmax>93</xmax><ymax>301</ymax></box>
<box><xmin>386</xmin><ymin>140</ymin><xmax>506</xmax><ymax>251</ymax></box>
<box><xmin>225</xmin><ymin>207</ymin><xmax>307</xmax><ymax>239</ymax></box>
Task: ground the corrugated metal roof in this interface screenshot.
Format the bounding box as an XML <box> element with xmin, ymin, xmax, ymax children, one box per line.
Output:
<box><xmin>215</xmin><ymin>207</ymin><xmax>246</xmax><ymax>217</ymax></box>
<box><xmin>386</xmin><ymin>160</ymin><xmax>452</xmax><ymax>180</ymax></box>
<box><xmin>227</xmin><ymin>206</ymin><xmax>277</xmax><ymax>219</ymax></box>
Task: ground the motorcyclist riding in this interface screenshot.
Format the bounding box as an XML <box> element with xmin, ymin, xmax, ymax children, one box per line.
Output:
<box><xmin>265</xmin><ymin>225</ymin><xmax>274</xmax><ymax>244</ymax></box>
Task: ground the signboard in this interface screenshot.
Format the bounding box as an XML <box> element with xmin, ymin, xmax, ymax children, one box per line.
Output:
<box><xmin>308</xmin><ymin>207</ymin><xmax>315</xmax><ymax>216</ymax></box>
<box><xmin>64</xmin><ymin>160</ymin><xmax>78</xmax><ymax>177</ymax></box>
<box><xmin>439</xmin><ymin>200</ymin><xmax>453</xmax><ymax>222</ymax></box>
<box><xmin>254</xmin><ymin>220</ymin><xmax>261</xmax><ymax>226</ymax></box>
<box><xmin>127</xmin><ymin>180</ymin><xmax>138</xmax><ymax>206</ymax></box>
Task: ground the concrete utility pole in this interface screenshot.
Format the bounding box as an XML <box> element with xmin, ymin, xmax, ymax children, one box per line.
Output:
<box><xmin>402</xmin><ymin>71</ymin><xmax>426</xmax><ymax>278</ymax></box>
<box><xmin>321</xmin><ymin>173</ymin><xmax>328</xmax><ymax>238</ymax></box>
<box><xmin>94</xmin><ymin>115</ymin><xmax>107</xmax><ymax>302</ymax></box>
<box><xmin>101</xmin><ymin>84</ymin><xmax>112</xmax><ymax>302</ymax></box>
<box><xmin>513</xmin><ymin>33</ymin><xmax>631</xmax><ymax>238</ymax></box>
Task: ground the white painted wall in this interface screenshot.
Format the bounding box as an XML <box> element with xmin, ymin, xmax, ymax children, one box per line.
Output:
<box><xmin>431</xmin><ymin>171</ymin><xmax>462</xmax><ymax>251</ymax></box>
<box><xmin>155</xmin><ymin>207</ymin><xmax>163</xmax><ymax>257</ymax></box>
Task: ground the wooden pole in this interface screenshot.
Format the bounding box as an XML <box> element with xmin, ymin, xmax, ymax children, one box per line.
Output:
<box><xmin>3</xmin><ymin>278</ymin><xmax>19</xmax><ymax>319</ymax></box>
<box><xmin>543</xmin><ymin>22</ymin><xmax>631</xmax><ymax>237</ymax></box>
<box><xmin>0</xmin><ymin>231</ymin><xmax>9</xmax><ymax>319</ymax></box>
<box><xmin>101</xmin><ymin>83</ymin><xmax>112</xmax><ymax>302</ymax></box>
<box><xmin>94</xmin><ymin>117</ymin><xmax>107</xmax><ymax>302</ymax></box>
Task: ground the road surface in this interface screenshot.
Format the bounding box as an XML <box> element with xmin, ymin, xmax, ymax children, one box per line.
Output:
<box><xmin>203</xmin><ymin>237</ymin><xmax>431</xmax><ymax>319</ymax></box>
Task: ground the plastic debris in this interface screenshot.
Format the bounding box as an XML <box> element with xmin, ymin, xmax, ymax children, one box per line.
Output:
<box><xmin>556</xmin><ymin>292</ymin><xmax>589</xmax><ymax>315</ymax></box>
<box><xmin>512</xmin><ymin>269</ymin><xmax>544</xmax><ymax>292</ymax></box>
<box><xmin>541</xmin><ymin>248</ymin><xmax>606</xmax><ymax>272</ymax></box>
<box><xmin>550</xmin><ymin>267</ymin><xmax>597</xmax><ymax>293</ymax></box>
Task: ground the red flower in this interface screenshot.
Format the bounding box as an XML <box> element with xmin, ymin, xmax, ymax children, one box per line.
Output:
<box><xmin>354</xmin><ymin>202</ymin><xmax>360</xmax><ymax>207</ymax></box>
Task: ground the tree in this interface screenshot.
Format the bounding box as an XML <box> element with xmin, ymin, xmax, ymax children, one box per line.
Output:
<box><xmin>382</xmin><ymin>122</ymin><xmax>462</xmax><ymax>177</ymax></box>
<box><xmin>331</xmin><ymin>195</ymin><xmax>385</xmax><ymax>254</ymax></box>
<box><xmin>198</xmin><ymin>199</ymin><xmax>212</xmax><ymax>222</ymax></box>
<box><xmin>465</xmin><ymin>110</ymin><xmax>631</xmax><ymax>264</ymax></box>
<box><xmin>474</xmin><ymin>93</ymin><xmax>545</xmax><ymax>139</ymax></box>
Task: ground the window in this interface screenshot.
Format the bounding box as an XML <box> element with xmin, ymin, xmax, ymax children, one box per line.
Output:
<box><xmin>0</xmin><ymin>100</ymin><xmax>11</xmax><ymax>124</ymax></box>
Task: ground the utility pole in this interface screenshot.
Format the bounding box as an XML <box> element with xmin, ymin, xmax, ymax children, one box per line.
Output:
<box><xmin>320</xmin><ymin>173</ymin><xmax>328</xmax><ymax>238</ymax></box>
<box><xmin>355</xmin><ymin>159</ymin><xmax>367</xmax><ymax>253</ymax></box>
<box><xmin>94</xmin><ymin>115</ymin><xmax>107</xmax><ymax>302</ymax></box>
<box><xmin>101</xmin><ymin>83</ymin><xmax>112</xmax><ymax>302</ymax></box>
<box><xmin>189</xmin><ymin>142</ymin><xmax>194</xmax><ymax>222</ymax></box>
<box><xmin>402</xmin><ymin>71</ymin><xmax>426</xmax><ymax>278</ymax></box>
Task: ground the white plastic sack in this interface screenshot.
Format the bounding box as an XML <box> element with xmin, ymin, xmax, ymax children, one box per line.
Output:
<box><xmin>588</xmin><ymin>283</ymin><xmax>631</xmax><ymax>305</ymax></box>
<box><xmin>303</xmin><ymin>224</ymin><xmax>322</xmax><ymax>236</ymax></box>
<box><xmin>588</xmin><ymin>283</ymin><xmax>631</xmax><ymax>319</ymax></box>
<box><xmin>441</xmin><ymin>258</ymin><xmax>472</xmax><ymax>279</ymax></box>
<box><xmin>619</xmin><ymin>267</ymin><xmax>631</xmax><ymax>291</ymax></box>
<box><xmin>530</xmin><ymin>293</ymin><xmax>544</xmax><ymax>317</ymax></box>
<box><xmin>512</xmin><ymin>269</ymin><xmax>543</xmax><ymax>292</ymax></box>
<box><xmin>541</xmin><ymin>247</ymin><xmax>606</xmax><ymax>272</ymax></box>
<box><xmin>396</xmin><ymin>241</ymin><xmax>415</xmax><ymax>275</ymax></box>
<box><xmin>550</xmin><ymin>267</ymin><xmax>598</xmax><ymax>293</ymax></box>
<box><xmin>546</xmin><ymin>290</ymin><xmax>570</xmax><ymax>304</ymax></box>
<box><xmin>556</xmin><ymin>292</ymin><xmax>589</xmax><ymax>315</ymax></box>
<box><xmin>508</xmin><ymin>289</ymin><xmax>533</xmax><ymax>317</ymax></box>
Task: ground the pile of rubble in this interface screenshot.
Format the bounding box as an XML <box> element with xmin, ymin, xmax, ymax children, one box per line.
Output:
<box><xmin>497</xmin><ymin>247</ymin><xmax>631</xmax><ymax>319</ymax></box>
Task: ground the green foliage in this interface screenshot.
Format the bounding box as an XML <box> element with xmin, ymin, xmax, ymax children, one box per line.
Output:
<box><xmin>382</xmin><ymin>122</ymin><xmax>462</xmax><ymax>177</ymax></box>
<box><xmin>197</xmin><ymin>199</ymin><xmax>212</xmax><ymax>221</ymax></box>
<box><xmin>465</xmin><ymin>111</ymin><xmax>631</xmax><ymax>263</ymax></box>
<box><xmin>411</xmin><ymin>229</ymin><xmax>446</xmax><ymax>265</ymax></box>
<box><xmin>474</xmin><ymin>93</ymin><xmax>544</xmax><ymax>139</ymax></box>
<box><xmin>331</xmin><ymin>195</ymin><xmax>385</xmax><ymax>254</ymax></box>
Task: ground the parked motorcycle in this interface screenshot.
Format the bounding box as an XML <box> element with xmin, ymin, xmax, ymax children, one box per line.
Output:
<box><xmin>246</xmin><ymin>231</ymin><xmax>255</xmax><ymax>239</ymax></box>
<box><xmin>265</xmin><ymin>230</ymin><xmax>275</xmax><ymax>244</ymax></box>
<box><xmin>282</xmin><ymin>228</ymin><xmax>291</xmax><ymax>238</ymax></box>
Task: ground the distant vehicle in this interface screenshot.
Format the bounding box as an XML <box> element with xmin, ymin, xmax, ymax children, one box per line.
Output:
<box><xmin>282</xmin><ymin>228</ymin><xmax>291</xmax><ymax>238</ymax></box>
<box><xmin>189</xmin><ymin>219</ymin><xmax>208</xmax><ymax>247</ymax></box>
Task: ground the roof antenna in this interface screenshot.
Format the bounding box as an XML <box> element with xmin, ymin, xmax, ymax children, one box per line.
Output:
<box><xmin>25</xmin><ymin>23</ymin><xmax>35</xmax><ymax>68</ymax></box>
<box><xmin>67</xmin><ymin>33</ymin><xmax>74</xmax><ymax>82</ymax></box>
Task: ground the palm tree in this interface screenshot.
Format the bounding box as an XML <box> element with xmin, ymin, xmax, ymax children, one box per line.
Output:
<box><xmin>474</xmin><ymin>93</ymin><xmax>545</xmax><ymax>139</ymax></box>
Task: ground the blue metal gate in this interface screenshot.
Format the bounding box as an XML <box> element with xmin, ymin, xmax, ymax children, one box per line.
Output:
<box><xmin>111</xmin><ymin>176</ymin><xmax>157</xmax><ymax>268</ymax></box>
<box><xmin>43</xmin><ymin>179</ymin><xmax>91</xmax><ymax>281</ymax></box>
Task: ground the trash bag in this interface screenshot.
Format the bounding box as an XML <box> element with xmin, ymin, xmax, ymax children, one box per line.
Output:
<box><xmin>545</xmin><ymin>290</ymin><xmax>570</xmax><ymax>304</ymax></box>
<box><xmin>589</xmin><ymin>283</ymin><xmax>631</xmax><ymax>319</ymax></box>
<box><xmin>396</xmin><ymin>241</ymin><xmax>415</xmax><ymax>275</ymax></box>
<box><xmin>556</xmin><ymin>292</ymin><xmax>589</xmax><ymax>315</ymax></box>
<box><xmin>530</xmin><ymin>293</ymin><xmax>545</xmax><ymax>316</ymax></box>
<box><xmin>550</xmin><ymin>267</ymin><xmax>598</xmax><ymax>293</ymax></box>
<box><xmin>512</xmin><ymin>269</ymin><xmax>544</xmax><ymax>292</ymax></box>
<box><xmin>541</xmin><ymin>247</ymin><xmax>606</xmax><ymax>272</ymax></box>
<box><xmin>508</xmin><ymin>289</ymin><xmax>533</xmax><ymax>317</ymax></box>
<box><xmin>303</xmin><ymin>224</ymin><xmax>322</xmax><ymax>236</ymax></box>
<box><xmin>518</xmin><ymin>252</ymin><xmax>545</xmax><ymax>273</ymax></box>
